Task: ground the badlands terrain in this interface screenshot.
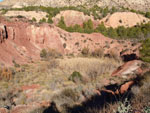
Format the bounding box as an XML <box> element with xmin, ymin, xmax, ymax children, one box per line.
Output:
<box><xmin>0</xmin><ymin>1</ymin><xmax>150</xmax><ymax>113</ymax></box>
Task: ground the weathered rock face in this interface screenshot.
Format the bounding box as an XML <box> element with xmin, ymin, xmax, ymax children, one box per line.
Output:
<box><xmin>0</xmin><ymin>17</ymin><xmax>140</xmax><ymax>66</ymax></box>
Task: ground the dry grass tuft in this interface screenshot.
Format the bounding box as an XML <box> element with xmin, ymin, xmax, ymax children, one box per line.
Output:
<box><xmin>0</xmin><ymin>67</ymin><xmax>13</xmax><ymax>80</ymax></box>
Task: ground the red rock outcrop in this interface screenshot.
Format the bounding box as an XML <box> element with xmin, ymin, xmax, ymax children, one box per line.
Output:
<box><xmin>0</xmin><ymin>17</ymin><xmax>140</xmax><ymax>66</ymax></box>
<box><xmin>111</xmin><ymin>60</ymin><xmax>142</xmax><ymax>77</ymax></box>
<box><xmin>111</xmin><ymin>60</ymin><xmax>150</xmax><ymax>94</ymax></box>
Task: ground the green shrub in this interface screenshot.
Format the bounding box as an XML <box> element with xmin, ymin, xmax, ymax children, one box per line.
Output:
<box><xmin>40</xmin><ymin>49</ymin><xmax>47</xmax><ymax>58</ymax></box>
<box><xmin>116</xmin><ymin>26</ymin><xmax>127</xmax><ymax>38</ymax></box>
<box><xmin>57</xmin><ymin>16</ymin><xmax>66</xmax><ymax>29</ymax></box>
<box><xmin>32</xmin><ymin>17</ymin><xmax>36</xmax><ymax>22</ymax></box>
<box><xmin>39</xmin><ymin>18</ymin><xmax>46</xmax><ymax>23</ymax></box>
<box><xmin>107</xmin><ymin>27</ymin><xmax>118</xmax><ymax>38</ymax></box>
<box><xmin>145</xmin><ymin>12</ymin><xmax>150</xmax><ymax>18</ymax></box>
<box><xmin>69</xmin><ymin>71</ymin><xmax>83</xmax><ymax>83</ymax></box>
<box><xmin>83</xmin><ymin>19</ymin><xmax>94</xmax><ymax>33</ymax></box>
<box><xmin>95</xmin><ymin>22</ymin><xmax>107</xmax><ymax>35</ymax></box>
<box><xmin>140</xmin><ymin>38</ymin><xmax>150</xmax><ymax>62</ymax></box>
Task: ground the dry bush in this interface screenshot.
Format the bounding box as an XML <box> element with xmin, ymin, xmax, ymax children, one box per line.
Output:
<box><xmin>108</xmin><ymin>49</ymin><xmax>121</xmax><ymax>62</ymax></box>
<box><xmin>52</xmin><ymin>88</ymin><xmax>80</xmax><ymax>112</ymax></box>
<box><xmin>0</xmin><ymin>67</ymin><xmax>13</xmax><ymax>80</ymax></box>
<box><xmin>81</xmin><ymin>47</ymin><xmax>90</xmax><ymax>56</ymax></box>
<box><xmin>91</xmin><ymin>48</ymin><xmax>104</xmax><ymax>58</ymax></box>
<box><xmin>47</xmin><ymin>48</ymin><xmax>62</xmax><ymax>59</ymax></box>
<box><xmin>40</xmin><ymin>48</ymin><xmax>62</xmax><ymax>60</ymax></box>
<box><xmin>47</xmin><ymin>59</ymin><xmax>60</xmax><ymax>69</ymax></box>
<box><xmin>131</xmin><ymin>71</ymin><xmax>150</xmax><ymax>111</ymax></box>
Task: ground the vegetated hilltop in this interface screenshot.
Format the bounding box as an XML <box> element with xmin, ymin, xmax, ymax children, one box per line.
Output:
<box><xmin>0</xmin><ymin>0</ymin><xmax>150</xmax><ymax>11</ymax></box>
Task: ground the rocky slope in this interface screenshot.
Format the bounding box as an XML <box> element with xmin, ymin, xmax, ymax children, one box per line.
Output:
<box><xmin>0</xmin><ymin>0</ymin><xmax>150</xmax><ymax>11</ymax></box>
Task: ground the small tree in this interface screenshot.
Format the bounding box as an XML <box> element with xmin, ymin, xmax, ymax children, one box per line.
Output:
<box><xmin>32</xmin><ymin>17</ymin><xmax>36</xmax><ymax>22</ymax></box>
<box><xmin>47</xmin><ymin>15</ymin><xmax>53</xmax><ymax>24</ymax></box>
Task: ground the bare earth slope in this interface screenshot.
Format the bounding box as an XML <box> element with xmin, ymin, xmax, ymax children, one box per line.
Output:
<box><xmin>0</xmin><ymin>0</ymin><xmax>150</xmax><ymax>11</ymax></box>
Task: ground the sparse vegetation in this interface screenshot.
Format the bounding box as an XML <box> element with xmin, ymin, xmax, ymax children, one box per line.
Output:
<box><xmin>40</xmin><ymin>48</ymin><xmax>62</xmax><ymax>60</ymax></box>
